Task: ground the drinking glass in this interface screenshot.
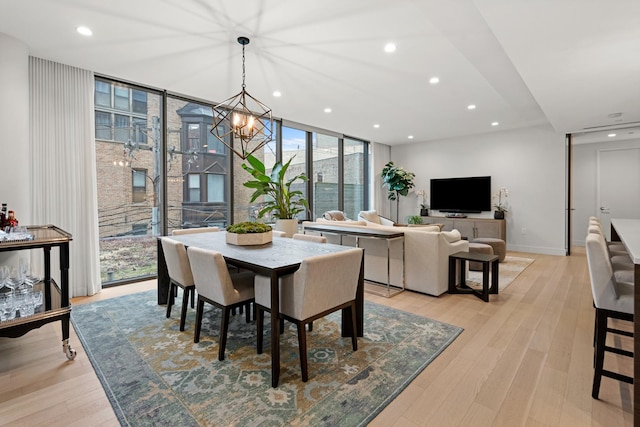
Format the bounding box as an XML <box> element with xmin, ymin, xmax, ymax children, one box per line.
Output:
<box><xmin>0</xmin><ymin>293</ymin><xmax>16</xmax><ymax>321</ymax></box>
<box><xmin>15</xmin><ymin>289</ymin><xmax>35</xmax><ymax>317</ymax></box>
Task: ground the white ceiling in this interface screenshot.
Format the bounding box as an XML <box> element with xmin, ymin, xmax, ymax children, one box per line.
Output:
<box><xmin>1</xmin><ymin>0</ymin><xmax>639</xmax><ymax>146</ymax></box>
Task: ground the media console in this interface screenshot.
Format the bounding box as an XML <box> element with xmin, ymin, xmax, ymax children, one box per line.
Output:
<box><xmin>421</xmin><ymin>216</ymin><xmax>506</xmax><ymax>242</ymax></box>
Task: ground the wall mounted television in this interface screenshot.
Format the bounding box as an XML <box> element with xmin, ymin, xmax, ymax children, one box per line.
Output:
<box><xmin>430</xmin><ymin>176</ymin><xmax>491</xmax><ymax>213</ymax></box>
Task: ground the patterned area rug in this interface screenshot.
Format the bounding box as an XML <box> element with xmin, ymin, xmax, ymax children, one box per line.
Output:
<box><xmin>467</xmin><ymin>256</ymin><xmax>534</xmax><ymax>291</ymax></box>
<box><xmin>71</xmin><ymin>290</ymin><xmax>462</xmax><ymax>427</ymax></box>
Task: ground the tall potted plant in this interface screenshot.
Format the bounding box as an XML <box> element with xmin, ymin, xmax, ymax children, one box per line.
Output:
<box><xmin>381</xmin><ymin>161</ymin><xmax>415</xmax><ymax>222</ymax></box>
<box><xmin>242</xmin><ymin>154</ymin><xmax>309</xmax><ymax>237</ymax></box>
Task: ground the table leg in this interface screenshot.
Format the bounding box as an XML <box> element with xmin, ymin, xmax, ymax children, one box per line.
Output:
<box><xmin>157</xmin><ymin>239</ymin><xmax>169</xmax><ymax>305</ymax></box>
<box><xmin>270</xmin><ymin>270</ymin><xmax>280</xmax><ymax>387</ymax></box>
<box><xmin>482</xmin><ymin>262</ymin><xmax>490</xmax><ymax>302</ymax></box>
<box><xmin>342</xmin><ymin>250</ymin><xmax>364</xmax><ymax>337</ymax></box>
<box><xmin>490</xmin><ymin>259</ymin><xmax>499</xmax><ymax>294</ymax></box>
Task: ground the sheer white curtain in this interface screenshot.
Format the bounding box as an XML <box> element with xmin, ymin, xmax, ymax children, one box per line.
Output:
<box><xmin>29</xmin><ymin>57</ymin><xmax>101</xmax><ymax>297</ymax></box>
<box><xmin>372</xmin><ymin>142</ymin><xmax>391</xmax><ymax>218</ymax></box>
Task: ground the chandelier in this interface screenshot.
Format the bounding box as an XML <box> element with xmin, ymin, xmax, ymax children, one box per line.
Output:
<box><xmin>210</xmin><ymin>36</ymin><xmax>273</xmax><ymax>160</ymax></box>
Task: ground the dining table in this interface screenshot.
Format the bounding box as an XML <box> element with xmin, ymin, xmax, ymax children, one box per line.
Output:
<box><xmin>156</xmin><ymin>231</ymin><xmax>365</xmax><ymax>387</ymax></box>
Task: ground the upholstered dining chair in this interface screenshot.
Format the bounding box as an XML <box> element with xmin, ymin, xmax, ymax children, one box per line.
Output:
<box><xmin>186</xmin><ymin>246</ymin><xmax>255</xmax><ymax>361</ymax></box>
<box><xmin>292</xmin><ymin>233</ymin><xmax>327</xmax><ymax>244</ymax></box>
<box><xmin>171</xmin><ymin>226</ymin><xmax>221</xmax><ymax>307</ymax></box>
<box><xmin>254</xmin><ymin>247</ymin><xmax>363</xmax><ymax>382</ymax></box>
<box><xmin>160</xmin><ymin>237</ymin><xmax>196</xmax><ymax>332</ymax></box>
<box><xmin>585</xmin><ymin>232</ymin><xmax>634</xmax><ymax>399</ymax></box>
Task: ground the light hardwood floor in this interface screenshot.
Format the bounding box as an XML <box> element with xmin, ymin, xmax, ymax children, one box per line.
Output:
<box><xmin>0</xmin><ymin>249</ymin><xmax>633</xmax><ymax>426</ymax></box>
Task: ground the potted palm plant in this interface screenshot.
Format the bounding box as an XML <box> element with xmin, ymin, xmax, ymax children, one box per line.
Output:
<box><xmin>381</xmin><ymin>161</ymin><xmax>415</xmax><ymax>222</ymax></box>
<box><xmin>241</xmin><ymin>154</ymin><xmax>309</xmax><ymax>237</ymax></box>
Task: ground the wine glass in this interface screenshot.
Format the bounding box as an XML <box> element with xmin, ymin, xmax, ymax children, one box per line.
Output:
<box><xmin>19</xmin><ymin>258</ymin><xmax>30</xmax><ymax>288</ymax></box>
<box><xmin>0</xmin><ymin>266</ymin><xmax>8</xmax><ymax>290</ymax></box>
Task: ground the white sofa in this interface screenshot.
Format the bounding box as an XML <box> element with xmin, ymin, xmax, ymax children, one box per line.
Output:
<box><xmin>302</xmin><ymin>219</ymin><xmax>469</xmax><ymax>296</ymax></box>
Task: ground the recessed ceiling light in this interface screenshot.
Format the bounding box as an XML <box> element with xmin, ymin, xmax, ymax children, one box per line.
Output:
<box><xmin>608</xmin><ymin>133</ymin><xmax>617</xmax><ymax>137</ymax></box>
<box><xmin>324</xmin><ymin>108</ymin><xmax>332</xmax><ymax>113</ymax></box>
<box><xmin>408</xmin><ymin>135</ymin><xmax>414</xmax><ymax>139</ymax></box>
<box><xmin>384</xmin><ymin>43</ymin><xmax>396</xmax><ymax>53</ymax></box>
<box><xmin>491</xmin><ymin>122</ymin><xmax>499</xmax><ymax>126</ymax></box>
<box><xmin>273</xmin><ymin>91</ymin><xmax>281</xmax><ymax>97</ymax></box>
<box><xmin>373</xmin><ymin>124</ymin><xmax>380</xmax><ymax>128</ymax></box>
<box><xmin>467</xmin><ymin>104</ymin><xmax>476</xmax><ymax>110</ymax></box>
<box><xmin>76</xmin><ymin>26</ymin><xmax>92</xmax><ymax>36</ymax></box>
<box><xmin>429</xmin><ymin>77</ymin><xmax>440</xmax><ymax>85</ymax></box>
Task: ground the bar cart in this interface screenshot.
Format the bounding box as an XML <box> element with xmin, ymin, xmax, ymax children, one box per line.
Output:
<box><xmin>0</xmin><ymin>225</ymin><xmax>76</xmax><ymax>360</ymax></box>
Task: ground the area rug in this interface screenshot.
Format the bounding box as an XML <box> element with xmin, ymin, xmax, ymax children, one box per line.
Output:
<box><xmin>71</xmin><ymin>290</ymin><xmax>462</xmax><ymax>427</ymax></box>
<box><xmin>466</xmin><ymin>256</ymin><xmax>534</xmax><ymax>291</ymax></box>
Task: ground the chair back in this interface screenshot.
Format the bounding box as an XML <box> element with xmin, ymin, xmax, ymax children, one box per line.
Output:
<box><xmin>172</xmin><ymin>226</ymin><xmax>219</xmax><ymax>235</ymax></box>
<box><xmin>292</xmin><ymin>233</ymin><xmax>327</xmax><ymax>244</ymax></box>
<box><xmin>281</xmin><ymin>248</ymin><xmax>363</xmax><ymax>320</ymax></box>
<box><xmin>272</xmin><ymin>230</ymin><xmax>287</xmax><ymax>238</ymax></box>
<box><xmin>186</xmin><ymin>246</ymin><xmax>238</xmax><ymax>305</ymax></box>
<box><xmin>585</xmin><ymin>233</ymin><xmax>632</xmax><ymax>313</ymax></box>
<box><xmin>161</xmin><ymin>237</ymin><xmax>194</xmax><ymax>286</ymax></box>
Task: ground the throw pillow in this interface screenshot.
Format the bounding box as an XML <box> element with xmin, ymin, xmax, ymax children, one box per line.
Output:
<box><xmin>358</xmin><ymin>210</ymin><xmax>382</xmax><ymax>224</ymax></box>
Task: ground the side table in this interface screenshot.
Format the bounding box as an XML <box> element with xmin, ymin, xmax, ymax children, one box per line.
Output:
<box><xmin>448</xmin><ymin>251</ymin><xmax>499</xmax><ymax>302</ymax></box>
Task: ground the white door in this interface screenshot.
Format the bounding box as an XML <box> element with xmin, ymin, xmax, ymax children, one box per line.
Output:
<box><xmin>597</xmin><ymin>147</ymin><xmax>640</xmax><ymax>240</ymax></box>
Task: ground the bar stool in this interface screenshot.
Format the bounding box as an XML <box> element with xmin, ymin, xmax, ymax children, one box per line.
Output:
<box><xmin>585</xmin><ymin>233</ymin><xmax>634</xmax><ymax>399</ymax></box>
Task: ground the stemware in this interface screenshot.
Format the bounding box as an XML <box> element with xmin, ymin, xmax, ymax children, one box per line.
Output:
<box><xmin>0</xmin><ymin>265</ymin><xmax>9</xmax><ymax>290</ymax></box>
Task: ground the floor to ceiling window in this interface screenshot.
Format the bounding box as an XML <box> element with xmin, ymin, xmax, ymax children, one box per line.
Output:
<box><xmin>282</xmin><ymin>126</ymin><xmax>308</xmax><ymax>220</ymax></box>
<box><xmin>343</xmin><ymin>137</ymin><xmax>367</xmax><ymax>220</ymax></box>
<box><xmin>312</xmin><ymin>133</ymin><xmax>339</xmax><ymax>219</ymax></box>
<box><xmin>94</xmin><ymin>78</ymin><xmax>163</xmax><ymax>284</ymax></box>
<box><xmin>166</xmin><ymin>97</ymin><xmax>231</xmax><ymax>234</ymax></box>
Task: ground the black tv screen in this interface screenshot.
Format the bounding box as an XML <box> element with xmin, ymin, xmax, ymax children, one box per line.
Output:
<box><xmin>430</xmin><ymin>176</ymin><xmax>491</xmax><ymax>213</ymax></box>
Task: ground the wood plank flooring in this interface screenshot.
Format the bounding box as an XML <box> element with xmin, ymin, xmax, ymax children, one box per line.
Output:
<box><xmin>0</xmin><ymin>249</ymin><xmax>633</xmax><ymax>426</ymax></box>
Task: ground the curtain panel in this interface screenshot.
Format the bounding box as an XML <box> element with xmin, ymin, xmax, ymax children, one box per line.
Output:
<box><xmin>372</xmin><ymin>142</ymin><xmax>391</xmax><ymax>218</ymax></box>
<box><xmin>29</xmin><ymin>57</ymin><xmax>101</xmax><ymax>297</ymax></box>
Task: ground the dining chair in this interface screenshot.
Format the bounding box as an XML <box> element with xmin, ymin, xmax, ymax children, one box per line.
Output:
<box><xmin>254</xmin><ymin>247</ymin><xmax>363</xmax><ymax>382</ymax></box>
<box><xmin>160</xmin><ymin>237</ymin><xmax>196</xmax><ymax>332</ymax></box>
<box><xmin>292</xmin><ymin>233</ymin><xmax>327</xmax><ymax>243</ymax></box>
<box><xmin>171</xmin><ymin>226</ymin><xmax>221</xmax><ymax>307</ymax></box>
<box><xmin>585</xmin><ymin>232</ymin><xmax>634</xmax><ymax>399</ymax></box>
<box><xmin>186</xmin><ymin>246</ymin><xmax>255</xmax><ymax>361</ymax></box>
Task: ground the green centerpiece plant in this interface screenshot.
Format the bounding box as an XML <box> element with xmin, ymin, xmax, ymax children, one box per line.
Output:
<box><xmin>226</xmin><ymin>221</ymin><xmax>273</xmax><ymax>245</ymax></box>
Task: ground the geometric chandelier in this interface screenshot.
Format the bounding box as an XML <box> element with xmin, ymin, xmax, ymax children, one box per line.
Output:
<box><xmin>210</xmin><ymin>36</ymin><xmax>273</xmax><ymax>160</ymax></box>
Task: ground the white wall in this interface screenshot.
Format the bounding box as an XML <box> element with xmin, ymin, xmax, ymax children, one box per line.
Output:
<box><xmin>572</xmin><ymin>137</ymin><xmax>640</xmax><ymax>247</ymax></box>
<box><xmin>387</xmin><ymin>124</ymin><xmax>567</xmax><ymax>255</ymax></box>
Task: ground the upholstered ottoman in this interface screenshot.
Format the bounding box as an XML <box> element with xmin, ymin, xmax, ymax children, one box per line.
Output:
<box><xmin>472</xmin><ymin>237</ymin><xmax>506</xmax><ymax>262</ymax></box>
<box><xmin>468</xmin><ymin>242</ymin><xmax>493</xmax><ymax>271</ymax></box>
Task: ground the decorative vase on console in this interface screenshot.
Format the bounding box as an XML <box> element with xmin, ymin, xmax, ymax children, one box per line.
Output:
<box><xmin>492</xmin><ymin>187</ymin><xmax>509</xmax><ymax>220</ymax></box>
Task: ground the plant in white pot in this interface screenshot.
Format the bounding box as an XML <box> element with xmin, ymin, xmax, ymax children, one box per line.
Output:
<box><xmin>241</xmin><ymin>154</ymin><xmax>309</xmax><ymax>237</ymax></box>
